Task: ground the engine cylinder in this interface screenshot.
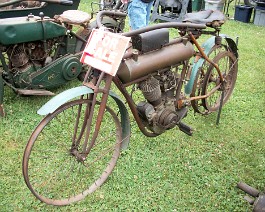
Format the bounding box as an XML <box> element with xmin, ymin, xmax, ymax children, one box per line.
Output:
<box><xmin>117</xmin><ymin>41</ymin><xmax>194</xmax><ymax>83</ymax></box>
<box><xmin>139</xmin><ymin>77</ymin><xmax>161</xmax><ymax>106</ymax></box>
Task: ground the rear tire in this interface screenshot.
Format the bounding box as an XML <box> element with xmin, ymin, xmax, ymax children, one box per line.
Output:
<box><xmin>202</xmin><ymin>51</ymin><xmax>238</xmax><ymax>112</ymax></box>
<box><xmin>191</xmin><ymin>44</ymin><xmax>228</xmax><ymax>115</ymax></box>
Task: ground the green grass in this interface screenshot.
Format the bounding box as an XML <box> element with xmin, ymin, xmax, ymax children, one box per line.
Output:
<box><xmin>1</xmin><ymin>1</ymin><xmax>265</xmax><ymax>211</ymax></box>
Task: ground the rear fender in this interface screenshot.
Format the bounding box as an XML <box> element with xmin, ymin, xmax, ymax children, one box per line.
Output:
<box><xmin>38</xmin><ymin>85</ymin><xmax>131</xmax><ymax>150</ymax></box>
<box><xmin>185</xmin><ymin>34</ymin><xmax>238</xmax><ymax>95</ymax></box>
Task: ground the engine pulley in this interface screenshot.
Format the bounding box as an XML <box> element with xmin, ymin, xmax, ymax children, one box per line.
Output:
<box><xmin>62</xmin><ymin>57</ymin><xmax>82</xmax><ymax>80</ymax></box>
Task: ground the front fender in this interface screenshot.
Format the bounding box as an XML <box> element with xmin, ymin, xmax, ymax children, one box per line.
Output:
<box><xmin>185</xmin><ymin>34</ymin><xmax>238</xmax><ymax>95</ymax></box>
<box><xmin>38</xmin><ymin>86</ymin><xmax>131</xmax><ymax>150</ymax></box>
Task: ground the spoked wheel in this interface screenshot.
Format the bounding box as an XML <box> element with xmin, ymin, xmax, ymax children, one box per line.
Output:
<box><xmin>191</xmin><ymin>44</ymin><xmax>228</xmax><ymax>115</ymax></box>
<box><xmin>22</xmin><ymin>98</ymin><xmax>122</xmax><ymax>206</ymax></box>
<box><xmin>202</xmin><ymin>50</ymin><xmax>238</xmax><ymax>112</ymax></box>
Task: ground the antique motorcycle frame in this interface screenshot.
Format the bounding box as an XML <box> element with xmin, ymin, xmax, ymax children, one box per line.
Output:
<box><xmin>22</xmin><ymin>10</ymin><xmax>239</xmax><ymax>205</ymax></box>
<box><xmin>0</xmin><ymin>0</ymin><xmax>126</xmax><ymax>117</ymax></box>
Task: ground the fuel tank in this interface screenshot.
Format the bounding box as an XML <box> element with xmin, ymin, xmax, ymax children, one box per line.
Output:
<box><xmin>0</xmin><ymin>16</ymin><xmax>66</xmax><ymax>45</ymax></box>
<box><xmin>117</xmin><ymin>41</ymin><xmax>195</xmax><ymax>84</ymax></box>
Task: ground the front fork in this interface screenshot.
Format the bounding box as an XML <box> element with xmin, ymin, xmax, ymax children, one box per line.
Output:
<box><xmin>71</xmin><ymin>72</ymin><xmax>113</xmax><ymax>161</ymax></box>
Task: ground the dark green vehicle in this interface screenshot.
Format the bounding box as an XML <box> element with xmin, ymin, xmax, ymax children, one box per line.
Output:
<box><xmin>0</xmin><ymin>0</ymin><xmax>126</xmax><ymax>116</ymax></box>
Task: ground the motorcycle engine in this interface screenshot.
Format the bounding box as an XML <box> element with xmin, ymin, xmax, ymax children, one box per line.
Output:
<box><xmin>5</xmin><ymin>38</ymin><xmax>59</xmax><ymax>88</ymax></box>
<box><xmin>137</xmin><ymin>69</ymin><xmax>182</xmax><ymax>134</ymax></box>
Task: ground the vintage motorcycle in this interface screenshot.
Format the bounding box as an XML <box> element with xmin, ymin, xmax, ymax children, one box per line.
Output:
<box><xmin>0</xmin><ymin>0</ymin><xmax>126</xmax><ymax>116</ymax></box>
<box><xmin>22</xmin><ymin>9</ymin><xmax>239</xmax><ymax>205</ymax></box>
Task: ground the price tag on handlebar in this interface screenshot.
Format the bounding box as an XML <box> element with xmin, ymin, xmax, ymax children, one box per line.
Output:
<box><xmin>80</xmin><ymin>29</ymin><xmax>130</xmax><ymax>76</ymax></box>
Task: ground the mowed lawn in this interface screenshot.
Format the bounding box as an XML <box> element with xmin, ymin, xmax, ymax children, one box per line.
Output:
<box><xmin>0</xmin><ymin>1</ymin><xmax>265</xmax><ymax>211</ymax></box>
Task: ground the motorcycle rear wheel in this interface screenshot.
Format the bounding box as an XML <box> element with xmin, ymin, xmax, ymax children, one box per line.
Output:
<box><xmin>201</xmin><ymin>50</ymin><xmax>238</xmax><ymax>112</ymax></box>
<box><xmin>22</xmin><ymin>98</ymin><xmax>122</xmax><ymax>206</ymax></box>
<box><xmin>190</xmin><ymin>44</ymin><xmax>228</xmax><ymax>115</ymax></box>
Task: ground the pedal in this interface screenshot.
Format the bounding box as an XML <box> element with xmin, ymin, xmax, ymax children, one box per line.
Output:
<box><xmin>178</xmin><ymin>121</ymin><xmax>193</xmax><ymax>136</ymax></box>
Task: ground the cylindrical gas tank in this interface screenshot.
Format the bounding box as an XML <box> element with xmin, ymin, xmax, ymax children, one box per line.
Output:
<box><xmin>0</xmin><ymin>16</ymin><xmax>66</xmax><ymax>45</ymax></box>
<box><xmin>117</xmin><ymin>41</ymin><xmax>194</xmax><ymax>84</ymax></box>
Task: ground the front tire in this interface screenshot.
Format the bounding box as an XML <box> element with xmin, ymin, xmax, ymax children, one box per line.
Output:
<box><xmin>22</xmin><ymin>99</ymin><xmax>122</xmax><ymax>205</ymax></box>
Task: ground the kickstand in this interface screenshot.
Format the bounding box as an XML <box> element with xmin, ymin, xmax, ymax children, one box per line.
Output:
<box><xmin>216</xmin><ymin>83</ymin><xmax>225</xmax><ymax>125</ymax></box>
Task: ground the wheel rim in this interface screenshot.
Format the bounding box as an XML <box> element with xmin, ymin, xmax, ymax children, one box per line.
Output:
<box><xmin>22</xmin><ymin>99</ymin><xmax>122</xmax><ymax>205</ymax></box>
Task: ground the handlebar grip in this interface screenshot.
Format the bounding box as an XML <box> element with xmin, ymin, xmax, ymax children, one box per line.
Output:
<box><xmin>237</xmin><ymin>182</ymin><xmax>260</xmax><ymax>197</ymax></box>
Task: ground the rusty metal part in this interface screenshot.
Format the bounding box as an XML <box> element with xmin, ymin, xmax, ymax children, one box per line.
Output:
<box><xmin>190</xmin><ymin>43</ymin><xmax>227</xmax><ymax>115</ymax></box>
<box><xmin>23</xmin><ymin>98</ymin><xmax>122</xmax><ymax>206</ymax></box>
<box><xmin>113</xmin><ymin>76</ymin><xmax>159</xmax><ymax>137</ymax></box>
<box><xmin>81</xmin><ymin>72</ymin><xmax>112</xmax><ymax>154</ymax></box>
<box><xmin>188</xmin><ymin>83</ymin><xmax>221</xmax><ymax>101</ymax></box>
<box><xmin>201</xmin><ymin>50</ymin><xmax>238</xmax><ymax>112</ymax></box>
<box><xmin>238</xmin><ymin>182</ymin><xmax>260</xmax><ymax>198</ymax></box>
<box><xmin>237</xmin><ymin>182</ymin><xmax>265</xmax><ymax>212</ymax></box>
<box><xmin>189</xmin><ymin>32</ymin><xmax>224</xmax><ymax>83</ymax></box>
<box><xmin>123</xmin><ymin>37</ymin><xmax>184</xmax><ymax>60</ymax></box>
<box><xmin>117</xmin><ymin>41</ymin><xmax>195</xmax><ymax>83</ymax></box>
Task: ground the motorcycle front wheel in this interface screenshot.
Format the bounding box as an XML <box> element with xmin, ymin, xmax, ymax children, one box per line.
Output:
<box><xmin>22</xmin><ymin>98</ymin><xmax>122</xmax><ymax>206</ymax></box>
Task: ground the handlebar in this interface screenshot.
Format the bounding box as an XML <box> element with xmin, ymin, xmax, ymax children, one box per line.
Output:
<box><xmin>122</xmin><ymin>22</ymin><xmax>206</xmax><ymax>37</ymax></box>
<box><xmin>96</xmin><ymin>10</ymin><xmax>207</xmax><ymax>37</ymax></box>
<box><xmin>96</xmin><ymin>10</ymin><xmax>127</xmax><ymax>28</ymax></box>
<box><xmin>0</xmin><ymin>0</ymin><xmax>73</xmax><ymax>8</ymax></box>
